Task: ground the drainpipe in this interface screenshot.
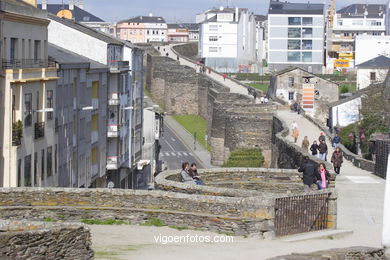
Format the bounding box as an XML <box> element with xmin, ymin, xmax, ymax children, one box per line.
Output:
<box><xmin>383</xmin><ymin>154</ymin><xmax>390</xmax><ymax>260</ymax></box>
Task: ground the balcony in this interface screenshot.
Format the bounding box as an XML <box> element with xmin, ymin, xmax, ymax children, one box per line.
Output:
<box><xmin>34</xmin><ymin>122</ymin><xmax>45</xmax><ymax>140</ymax></box>
<box><xmin>107</xmin><ymin>124</ymin><xmax>119</xmax><ymax>138</ymax></box>
<box><xmin>108</xmin><ymin>60</ymin><xmax>129</xmax><ymax>72</ymax></box>
<box><xmin>91</xmin><ymin>131</ymin><xmax>98</xmax><ymax>144</ymax></box>
<box><xmin>1</xmin><ymin>59</ymin><xmax>56</xmax><ymax>70</ymax></box>
<box><xmin>108</xmin><ymin>93</ymin><xmax>120</xmax><ymax>106</ymax></box>
<box><xmin>107</xmin><ymin>156</ymin><xmax>120</xmax><ymax>170</ymax></box>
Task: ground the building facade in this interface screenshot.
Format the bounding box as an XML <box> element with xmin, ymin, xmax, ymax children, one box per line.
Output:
<box><xmin>356</xmin><ymin>55</ymin><xmax>390</xmax><ymax>90</ymax></box>
<box><xmin>355</xmin><ymin>35</ymin><xmax>390</xmax><ymax>66</ymax></box>
<box><xmin>181</xmin><ymin>23</ymin><xmax>199</xmax><ymax>42</ymax></box>
<box><xmin>254</xmin><ymin>15</ymin><xmax>266</xmax><ymax>73</ymax></box>
<box><xmin>267</xmin><ymin>0</ymin><xmax>325</xmax><ymax>74</ymax></box>
<box><xmin>198</xmin><ymin>7</ymin><xmax>257</xmax><ymax>73</ymax></box>
<box><xmin>329</xmin><ymin>4</ymin><xmax>386</xmax><ymax>70</ymax></box>
<box><xmin>0</xmin><ymin>0</ymin><xmax>58</xmax><ymax>187</ymax></box>
<box><xmin>167</xmin><ymin>24</ymin><xmax>189</xmax><ymax>42</ymax></box>
<box><xmin>116</xmin><ymin>16</ymin><xmax>167</xmax><ymax>43</ymax></box>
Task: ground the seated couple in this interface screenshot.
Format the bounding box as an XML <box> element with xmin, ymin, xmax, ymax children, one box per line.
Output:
<box><xmin>180</xmin><ymin>162</ymin><xmax>204</xmax><ymax>185</ymax></box>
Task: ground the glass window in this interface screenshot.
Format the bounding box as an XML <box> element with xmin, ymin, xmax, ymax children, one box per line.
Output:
<box><xmin>288</xmin><ymin>17</ymin><xmax>301</xmax><ymax>25</ymax></box>
<box><xmin>302</xmin><ymin>28</ymin><xmax>313</xmax><ymax>38</ymax></box>
<box><xmin>337</xmin><ymin>20</ymin><xmax>343</xmax><ymax>26</ymax></box>
<box><xmin>288</xmin><ymin>92</ymin><xmax>295</xmax><ymax>100</ymax></box>
<box><xmin>46</xmin><ymin>90</ymin><xmax>53</xmax><ymax>120</ymax></box>
<box><xmin>34</xmin><ymin>40</ymin><xmax>40</xmax><ymax>61</ymax></box>
<box><xmin>288</xmin><ymin>40</ymin><xmax>301</xmax><ymax>50</ymax></box>
<box><xmin>209</xmin><ymin>25</ymin><xmax>218</xmax><ymax>31</ymax></box>
<box><xmin>288</xmin><ymin>28</ymin><xmax>301</xmax><ymax>38</ymax></box>
<box><xmin>209</xmin><ymin>47</ymin><xmax>218</xmax><ymax>52</ymax></box>
<box><xmin>17</xmin><ymin>159</ymin><xmax>22</xmax><ymax>187</ymax></box>
<box><xmin>209</xmin><ymin>36</ymin><xmax>218</xmax><ymax>42</ymax></box>
<box><xmin>24</xmin><ymin>93</ymin><xmax>32</xmax><ymax>127</ymax></box>
<box><xmin>288</xmin><ymin>52</ymin><xmax>301</xmax><ymax>62</ymax></box>
<box><xmin>352</xmin><ymin>20</ymin><xmax>363</xmax><ymax>26</ymax></box>
<box><xmin>41</xmin><ymin>149</ymin><xmax>45</xmax><ymax>181</ymax></box>
<box><xmin>302</xmin><ymin>17</ymin><xmax>313</xmax><ymax>26</ymax></box>
<box><xmin>24</xmin><ymin>155</ymin><xmax>31</xmax><ymax>187</ymax></box>
<box><xmin>370</xmin><ymin>72</ymin><xmax>376</xmax><ymax>81</ymax></box>
<box><xmin>34</xmin><ymin>152</ymin><xmax>38</xmax><ymax>186</ymax></box>
<box><xmin>47</xmin><ymin>146</ymin><xmax>52</xmax><ymax>177</ymax></box>
<box><xmin>302</xmin><ymin>52</ymin><xmax>312</xmax><ymax>62</ymax></box>
<box><xmin>288</xmin><ymin>77</ymin><xmax>295</xmax><ymax>87</ymax></box>
<box><xmin>302</xmin><ymin>40</ymin><xmax>312</xmax><ymax>50</ymax></box>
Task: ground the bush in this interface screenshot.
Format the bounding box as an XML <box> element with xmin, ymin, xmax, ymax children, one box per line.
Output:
<box><xmin>340</xmin><ymin>85</ymin><xmax>350</xmax><ymax>94</ymax></box>
<box><xmin>223</xmin><ymin>148</ymin><xmax>265</xmax><ymax>168</ymax></box>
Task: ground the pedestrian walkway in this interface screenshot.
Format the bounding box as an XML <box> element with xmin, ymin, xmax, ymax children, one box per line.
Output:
<box><xmin>277</xmin><ymin>109</ymin><xmax>385</xmax><ymax>247</ymax></box>
<box><xmin>164</xmin><ymin>116</ymin><xmax>213</xmax><ymax>169</ymax></box>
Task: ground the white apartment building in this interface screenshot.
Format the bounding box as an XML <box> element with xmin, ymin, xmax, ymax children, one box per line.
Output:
<box><xmin>167</xmin><ymin>24</ymin><xmax>189</xmax><ymax>42</ymax></box>
<box><xmin>116</xmin><ymin>16</ymin><xmax>167</xmax><ymax>43</ymax></box>
<box><xmin>355</xmin><ymin>35</ymin><xmax>390</xmax><ymax>66</ymax></box>
<box><xmin>47</xmin><ymin>14</ymin><xmax>145</xmax><ymax>189</ymax></box>
<box><xmin>356</xmin><ymin>55</ymin><xmax>390</xmax><ymax>90</ymax></box>
<box><xmin>0</xmin><ymin>0</ymin><xmax>58</xmax><ymax>187</ymax></box>
<box><xmin>48</xmin><ymin>43</ymin><xmax>109</xmax><ymax>188</ymax></box>
<box><xmin>329</xmin><ymin>4</ymin><xmax>386</xmax><ymax>70</ymax></box>
<box><xmin>267</xmin><ymin>0</ymin><xmax>325</xmax><ymax>74</ymax></box>
<box><xmin>198</xmin><ymin>7</ymin><xmax>257</xmax><ymax>73</ymax></box>
<box><xmin>254</xmin><ymin>15</ymin><xmax>266</xmax><ymax>72</ymax></box>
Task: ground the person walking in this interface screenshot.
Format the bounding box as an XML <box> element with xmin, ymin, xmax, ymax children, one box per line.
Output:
<box><xmin>315</xmin><ymin>163</ymin><xmax>331</xmax><ymax>190</ymax></box>
<box><xmin>291</xmin><ymin>120</ymin><xmax>298</xmax><ymax>131</ymax></box>
<box><xmin>293</xmin><ymin>102</ymin><xmax>298</xmax><ymax>113</ymax></box>
<box><xmin>292</xmin><ymin>127</ymin><xmax>299</xmax><ymax>143</ymax></box>
<box><xmin>298</xmin><ymin>156</ymin><xmax>317</xmax><ymax>191</ymax></box>
<box><xmin>223</xmin><ymin>73</ymin><xmax>227</xmax><ymax>81</ymax></box>
<box><xmin>253</xmin><ymin>91</ymin><xmax>258</xmax><ymax>100</ymax></box>
<box><xmin>180</xmin><ymin>162</ymin><xmax>195</xmax><ymax>184</ymax></box>
<box><xmin>301</xmin><ymin>136</ymin><xmax>310</xmax><ymax>151</ymax></box>
<box><xmin>332</xmin><ymin>133</ymin><xmax>341</xmax><ymax>148</ymax></box>
<box><xmin>318</xmin><ymin>140</ymin><xmax>328</xmax><ymax>161</ymax></box>
<box><xmin>331</xmin><ymin>147</ymin><xmax>343</xmax><ymax>175</ymax></box>
<box><xmin>318</xmin><ymin>132</ymin><xmax>326</xmax><ymax>143</ymax></box>
<box><xmin>310</xmin><ymin>140</ymin><xmax>319</xmax><ymax>157</ymax></box>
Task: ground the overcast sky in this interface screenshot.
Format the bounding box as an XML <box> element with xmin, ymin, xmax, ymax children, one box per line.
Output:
<box><xmin>47</xmin><ymin>0</ymin><xmax>388</xmax><ymax>23</ymax></box>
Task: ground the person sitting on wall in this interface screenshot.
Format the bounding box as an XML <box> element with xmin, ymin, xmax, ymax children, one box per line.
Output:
<box><xmin>180</xmin><ymin>162</ymin><xmax>195</xmax><ymax>184</ymax></box>
<box><xmin>315</xmin><ymin>163</ymin><xmax>331</xmax><ymax>190</ymax></box>
<box><xmin>188</xmin><ymin>163</ymin><xmax>204</xmax><ymax>185</ymax></box>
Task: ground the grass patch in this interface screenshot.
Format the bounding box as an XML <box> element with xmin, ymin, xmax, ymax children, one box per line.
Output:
<box><xmin>43</xmin><ymin>217</ymin><xmax>57</xmax><ymax>223</ymax></box>
<box><xmin>144</xmin><ymin>87</ymin><xmax>152</xmax><ymax>97</ymax></box>
<box><xmin>58</xmin><ymin>214</ymin><xmax>65</xmax><ymax>220</ymax></box>
<box><xmin>172</xmin><ymin>115</ymin><xmax>210</xmax><ymax>151</ymax></box>
<box><xmin>231</xmin><ymin>73</ymin><xmax>271</xmax><ymax>81</ymax></box>
<box><xmin>248</xmin><ymin>83</ymin><xmax>269</xmax><ymax>93</ymax></box>
<box><xmin>81</xmin><ymin>218</ymin><xmax>127</xmax><ymax>225</ymax></box>
<box><xmin>141</xmin><ymin>218</ymin><xmax>166</xmax><ymax>227</ymax></box>
<box><xmin>95</xmin><ymin>251</ymin><xmax>120</xmax><ymax>257</ymax></box>
<box><xmin>169</xmin><ymin>225</ymin><xmax>190</xmax><ymax>231</ymax></box>
<box><xmin>223</xmin><ymin>148</ymin><xmax>264</xmax><ymax>168</ymax></box>
<box><xmin>339</xmin><ymin>83</ymin><xmax>356</xmax><ymax>94</ymax></box>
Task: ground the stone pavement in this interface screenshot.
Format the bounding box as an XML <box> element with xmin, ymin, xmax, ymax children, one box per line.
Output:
<box><xmin>164</xmin><ymin>116</ymin><xmax>213</xmax><ymax>169</ymax></box>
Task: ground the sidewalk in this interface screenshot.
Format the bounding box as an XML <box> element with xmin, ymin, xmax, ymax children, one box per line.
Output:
<box><xmin>164</xmin><ymin>116</ymin><xmax>213</xmax><ymax>169</ymax></box>
<box><xmin>277</xmin><ymin>109</ymin><xmax>385</xmax><ymax>248</ymax></box>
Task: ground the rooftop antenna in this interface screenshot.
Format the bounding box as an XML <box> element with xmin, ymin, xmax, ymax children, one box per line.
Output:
<box><xmin>226</xmin><ymin>0</ymin><xmax>230</xmax><ymax>8</ymax></box>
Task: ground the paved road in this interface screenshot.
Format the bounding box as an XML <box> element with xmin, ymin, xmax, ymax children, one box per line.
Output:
<box><xmin>160</xmin><ymin>123</ymin><xmax>202</xmax><ymax>171</ymax></box>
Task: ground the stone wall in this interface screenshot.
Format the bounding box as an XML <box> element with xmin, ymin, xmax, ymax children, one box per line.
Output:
<box><xmin>145</xmin><ymin>51</ymin><xmax>276</xmax><ymax>166</ymax></box>
<box><xmin>268</xmin><ymin>247</ymin><xmax>384</xmax><ymax>260</ymax></box>
<box><xmin>0</xmin><ymin>220</ymin><xmax>93</xmax><ymax>259</ymax></box>
<box><xmin>172</xmin><ymin>43</ymin><xmax>198</xmax><ymax>61</ymax></box>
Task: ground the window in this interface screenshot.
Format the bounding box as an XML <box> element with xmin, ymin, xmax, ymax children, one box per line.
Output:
<box><xmin>302</xmin><ymin>28</ymin><xmax>313</xmax><ymax>38</ymax></box>
<box><xmin>288</xmin><ymin>28</ymin><xmax>301</xmax><ymax>38</ymax></box>
<box><xmin>209</xmin><ymin>47</ymin><xmax>218</xmax><ymax>53</ymax></box>
<box><xmin>288</xmin><ymin>92</ymin><xmax>295</xmax><ymax>100</ymax></box>
<box><xmin>209</xmin><ymin>25</ymin><xmax>218</xmax><ymax>31</ymax></box>
<box><xmin>55</xmin><ymin>145</ymin><xmax>58</xmax><ymax>175</ymax></box>
<box><xmin>372</xmin><ymin>32</ymin><xmax>381</xmax><ymax>36</ymax></box>
<box><xmin>34</xmin><ymin>152</ymin><xmax>38</xmax><ymax>186</ymax></box>
<box><xmin>288</xmin><ymin>52</ymin><xmax>301</xmax><ymax>62</ymax></box>
<box><xmin>209</xmin><ymin>36</ymin><xmax>218</xmax><ymax>42</ymax></box>
<box><xmin>288</xmin><ymin>17</ymin><xmax>301</xmax><ymax>25</ymax></box>
<box><xmin>24</xmin><ymin>93</ymin><xmax>32</xmax><ymax>127</ymax></box>
<box><xmin>302</xmin><ymin>40</ymin><xmax>312</xmax><ymax>50</ymax></box>
<box><xmin>288</xmin><ymin>40</ymin><xmax>301</xmax><ymax>50</ymax></box>
<box><xmin>24</xmin><ymin>155</ymin><xmax>31</xmax><ymax>187</ymax></box>
<box><xmin>302</xmin><ymin>17</ymin><xmax>313</xmax><ymax>26</ymax></box>
<box><xmin>337</xmin><ymin>20</ymin><xmax>343</xmax><ymax>26</ymax></box>
<box><xmin>10</xmin><ymin>38</ymin><xmax>17</xmax><ymax>61</ymax></box>
<box><xmin>46</xmin><ymin>90</ymin><xmax>53</xmax><ymax>120</ymax></box>
<box><xmin>17</xmin><ymin>159</ymin><xmax>22</xmax><ymax>187</ymax></box>
<box><xmin>47</xmin><ymin>146</ymin><xmax>52</xmax><ymax>177</ymax></box>
<box><xmin>343</xmin><ymin>32</ymin><xmax>350</xmax><ymax>37</ymax></box>
<box><xmin>302</xmin><ymin>52</ymin><xmax>312</xmax><ymax>62</ymax></box>
<box><xmin>41</xmin><ymin>149</ymin><xmax>45</xmax><ymax>181</ymax></box>
<box><xmin>288</xmin><ymin>77</ymin><xmax>295</xmax><ymax>87</ymax></box>
<box><xmin>352</xmin><ymin>20</ymin><xmax>363</xmax><ymax>26</ymax></box>
<box><xmin>34</xmin><ymin>40</ymin><xmax>40</xmax><ymax>61</ymax></box>
<box><xmin>370</xmin><ymin>72</ymin><xmax>376</xmax><ymax>81</ymax></box>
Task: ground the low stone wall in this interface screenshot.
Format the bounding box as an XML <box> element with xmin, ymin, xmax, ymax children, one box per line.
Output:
<box><xmin>0</xmin><ymin>220</ymin><xmax>93</xmax><ymax>259</ymax></box>
<box><xmin>268</xmin><ymin>247</ymin><xmax>384</xmax><ymax>260</ymax></box>
<box><xmin>271</xmin><ymin>116</ymin><xmax>337</xmax><ymax>185</ymax></box>
<box><xmin>0</xmin><ymin>188</ymin><xmax>276</xmax><ymax>237</ymax></box>
<box><xmin>303</xmin><ymin>113</ymin><xmax>376</xmax><ymax>173</ymax></box>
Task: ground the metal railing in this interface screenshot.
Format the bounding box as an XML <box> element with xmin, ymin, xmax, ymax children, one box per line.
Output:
<box><xmin>12</xmin><ymin>129</ymin><xmax>22</xmax><ymax>146</ymax></box>
<box><xmin>2</xmin><ymin>59</ymin><xmax>56</xmax><ymax>69</ymax></box>
<box><xmin>34</xmin><ymin>122</ymin><xmax>45</xmax><ymax>139</ymax></box>
<box><xmin>274</xmin><ymin>193</ymin><xmax>331</xmax><ymax>237</ymax></box>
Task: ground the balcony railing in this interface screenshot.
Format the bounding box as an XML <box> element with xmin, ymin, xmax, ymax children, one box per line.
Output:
<box><xmin>107</xmin><ymin>156</ymin><xmax>120</xmax><ymax>170</ymax></box>
<box><xmin>2</xmin><ymin>59</ymin><xmax>56</xmax><ymax>69</ymax></box>
<box><xmin>108</xmin><ymin>60</ymin><xmax>129</xmax><ymax>69</ymax></box>
<box><xmin>34</xmin><ymin>122</ymin><xmax>45</xmax><ymax>139</ymax></box>
<box><xmin>12</xmin><ymin>129</ymin><xmax>22</xmax><ymax>146</ymax></box>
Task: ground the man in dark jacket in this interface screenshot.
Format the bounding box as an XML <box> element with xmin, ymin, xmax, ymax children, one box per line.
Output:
<box><xmin>318</xmin><ymin>140</ymin><xmax>328</xmax><ymax>161</ymax></box>
<box><xmin>298</xmin><ymin>156</ymin><xmax>317</xmax><ymax>190</ymax></box>
<box><xmin>332</xmin><ymin>133</ymin><xmax>341</xmax><ymax>148</ymax></box>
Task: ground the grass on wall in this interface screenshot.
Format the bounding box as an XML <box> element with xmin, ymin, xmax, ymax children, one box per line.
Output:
<box><xmin>223</xmin><ymin>148</ymin><xmax>265</xmax><ymax>168</ymax></box>
<box><xmin>248</xmin><ymin>83</ymin><xmax>269</xmax><ymax>93</ymax></box>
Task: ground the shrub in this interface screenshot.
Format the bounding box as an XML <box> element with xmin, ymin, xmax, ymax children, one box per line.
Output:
<box><xmin>223</xmin><ymin>148</ymin><xmax>265</xmax><ymax>168</ymax></box>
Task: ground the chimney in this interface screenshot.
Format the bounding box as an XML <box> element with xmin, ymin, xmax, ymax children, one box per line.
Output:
<box><xmin>42</xmin><ymin>0</ymin><xmax>47</xmax><ymax>10</ymax></box>
<box><xmin>22</xmin><ymin>0</ymin><xmax>37</xmax><ymax>7</ymax></box>
<box><xmin>69</xmin><ymin>0</ymin><xmax>74</xmax><ymax>10</ymax></box>
<box><xmin>235</xmin><ymin>7</ymin><xmax>239</xmax><ymax>22</ymax></box>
